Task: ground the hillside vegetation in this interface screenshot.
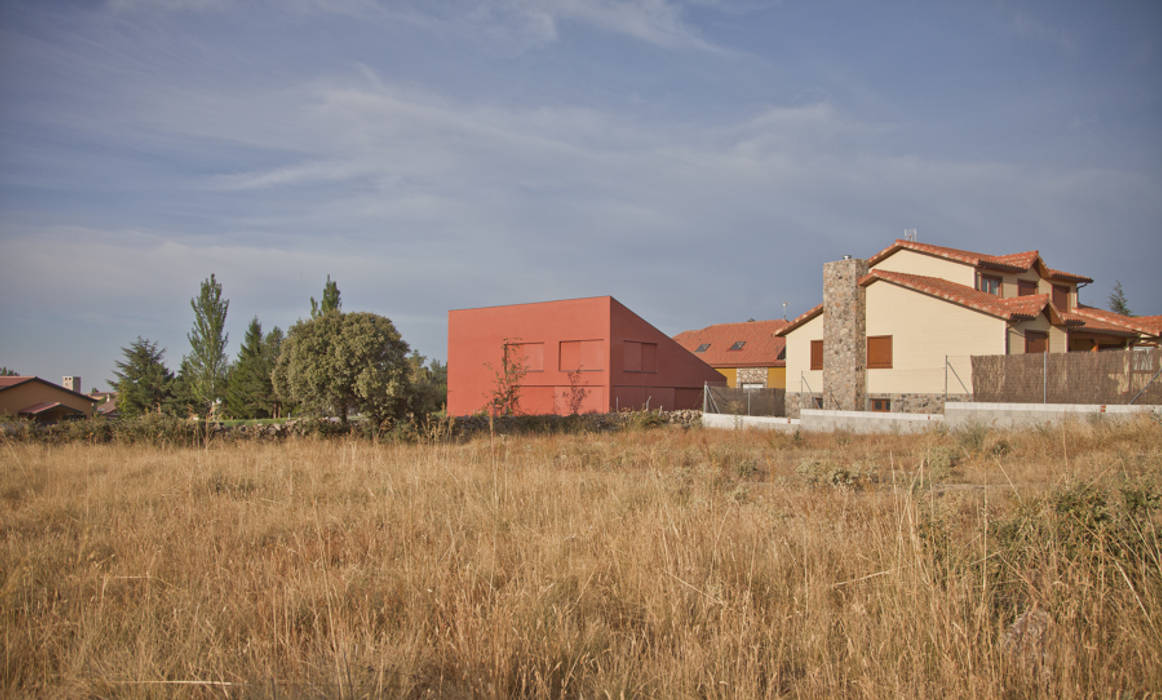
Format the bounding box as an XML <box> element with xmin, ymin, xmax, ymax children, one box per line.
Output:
<box><xmin>2</xmin><ymin>418</ymin><xmax>1160</xmax><ymax>697</ymax></box>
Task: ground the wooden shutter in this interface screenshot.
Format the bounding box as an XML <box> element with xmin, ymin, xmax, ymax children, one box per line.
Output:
<box><xmin>1018</xmin><ymin>280</ymin><xmax>1038</xmax><ymax>296</ymax></box>
<box><xmin>867</xmin><ymin>335</ymin><xmax>892</xmax><ymax>369</ymax></box>
<box><xmin>1052</xmin><ymin>285</ymin><xmax>1070</xmax><ymax>310</ymax></box>
<box><xmin>1025</xmin><ymin>331</ymin><xmax>1048</xmax><ymax>354</ymax></box>
<box><xmin>810</xmin><ymin>340</ymin><xmax>823</xmax><ymax>370</ymax></box>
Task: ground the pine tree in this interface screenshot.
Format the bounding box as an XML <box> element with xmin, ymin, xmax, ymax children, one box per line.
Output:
<box><xmin>225</xmin><ymin>317</ymin><xmax>277</xmax><ymax>419</ymax></box>
<box><xmin>1109</xmin><ymin>281</ymin><xmax>1132</xmax><ymax>316</ymax></box>
<box><xmin>110</xmin><ymin>338</ymin><xmax>174</xmax><ymax>417</ymax></box>
<box><xmin>184</xmin><ymin>274</ymin><xmax>230</xmax><ymax>415</ymax></box>
<box><xmin>310</xmin><ymin>274</ymin><xmax>341</xmax><ymax>318</ymax></box>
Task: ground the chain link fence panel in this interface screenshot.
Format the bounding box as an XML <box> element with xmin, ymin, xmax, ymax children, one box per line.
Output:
<box><xmin>704</xmin><ymin>385</ymin><xmax>785</xmax><ymax>416</ymax></box>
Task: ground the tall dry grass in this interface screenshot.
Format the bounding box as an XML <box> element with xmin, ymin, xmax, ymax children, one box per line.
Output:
<box><xmin>2</xmin><ymin>417</ymin><xmax>1160</xmax><ymax>697</ymax></box>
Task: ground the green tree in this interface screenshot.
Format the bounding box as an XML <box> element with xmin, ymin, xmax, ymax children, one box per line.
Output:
<box><xmin>310</xmin><ymin>274</ymin><xmax>341</xmax><ymax>318</ymax></box>
<box><xmin>406</xmin><ymin>351</ymin><xmax>447</xmax><ymax>417</ymax></box>
<box><xmin>110</xmin><ymin>338</ymin><xmax>174</xmax><ymax>417</ymax></box>
<box><xmin>225</xmin><ymin>317</ymin><xmax>280</xmax><ymax>419</ymax></box>
<box><xmin>263</xmin><ymin>326</ymin><xmax>288</xmax><ymax>418</ymax></box>
<box><xmin>0</xmin><ymin>367</ymin><xmax>18</xmax><ymax>376</ymax></box>
<box><xmin>1109</xmin><ymin>281</ymin><xmax>1132</xmax><ymax>316</ymax></box>
<box><xmin>184</xmin><ymin>274</ymin><xmax>230</xmax><ymax>415</ymax></box>
<box><xmin>273</xmin><ymin>311</ymin><xmax>411</xmax><ymax>426</ymax></box>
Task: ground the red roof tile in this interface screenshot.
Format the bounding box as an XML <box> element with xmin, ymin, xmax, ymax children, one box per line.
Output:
<box><xmin>674</xmin><ymin>319</ymin><xmax>788</xmax><ymax>367</ymax></box>
<box><xmin>867</xmin><ymin>239</ymin><xmax>1092</xmax><ymax>282</ymax></box>
<box><xmin>1070</xmin><ymin>305</ymin><xmax>1162</xmax><ymax>337</ymax></box>
<box><xmin>774</xmin><ymin>304</ymin><xmax>823</xmax><ymax>336</ymax></box>
<box><xmin>861</xmin><ymin>270</ymin><xmax>1049</xmax><ymax>321</ymax></box>
<box><xmin>0</xmin><ymin>376</ymin><xmax>35</xmax><ymax>389</ymax></box>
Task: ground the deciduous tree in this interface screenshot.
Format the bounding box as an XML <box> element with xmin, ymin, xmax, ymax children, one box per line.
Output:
<box><xmin>184</xmin><ymin>274</ymin><xmax>230</xmax><ymax>415</ymax></box>
<box><xmin>273</xmin><ymin>311</ymin><xmax>411</xmax><ymax>426</ymax></box>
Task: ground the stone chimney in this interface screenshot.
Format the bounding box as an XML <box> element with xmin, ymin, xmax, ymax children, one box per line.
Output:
<box><xmin>62</xmin><ymin>376</ymin><xmax>81</xmax><ymax>394</ymax></box>
<box><xmin>822</xmin><ymin>256</ymin><xmax>868</xmax><ymax>410</ymax></box>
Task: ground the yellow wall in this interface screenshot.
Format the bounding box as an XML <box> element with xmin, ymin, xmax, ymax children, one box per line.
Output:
<box><xmin>865</xmin><ymin>281</ymin><xmax>1008</xmax><ymax>394</ymax></box>
<box><xmin>767</xmin><ymin>366</ymin><xmax>786</xmax><ymax>389</ymax></box>
<box><xmin>716</xmin><ymin>367</ymin><xmax>737</xmax><ymax>388</ymax></box>
<box><xmin>0</xmin><ymin>382</ymin><xmax>95</xmax><ymax>418</ymax></box>
<box><xmin>783</xmin><ymin>313</ymin><xmax>824</xmax><ymax>395</ymax></box>
<box><xmin>870</xmin><ymin>249</ymin><xmax>975</xmax><ymax>287</ymax></box>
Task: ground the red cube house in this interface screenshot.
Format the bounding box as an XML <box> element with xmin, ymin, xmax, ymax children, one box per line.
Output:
<box><xmin>447</xmin><ymin>296</ymin><xmax>725</xmax><ymax>416</ymax></box>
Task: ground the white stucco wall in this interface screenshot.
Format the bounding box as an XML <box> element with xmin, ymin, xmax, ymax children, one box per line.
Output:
<box><xmin>865</xmin><ymin>281</ymin><xmax>1008</xmax><ymax>394</ymax></box>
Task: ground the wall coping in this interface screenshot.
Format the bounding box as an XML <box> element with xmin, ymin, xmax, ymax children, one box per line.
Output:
<box><xmin>799</xmin><ymin>409</ymin><xmax>944</xmax><ymax>422</ymax></box>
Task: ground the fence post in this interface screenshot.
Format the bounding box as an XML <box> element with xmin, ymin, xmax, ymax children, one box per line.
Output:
<box><xmin>702</xmin><ymin>382</ymin><xmax>708</xmax><ymax>413</ymax></box>
<box><xmin>944</xmin><ymin>355</ymin><xmax>948</xmax><ymax>404</ymax></box>
<box><xmin>747</xmin><ymin>391</ymin><xmax>752</xmax><ymax>416</ymax></box>
<box><xmin>1043</xmin><ymin>351</ymin><xmax>1048</xmax><ymax>404</ymax></box>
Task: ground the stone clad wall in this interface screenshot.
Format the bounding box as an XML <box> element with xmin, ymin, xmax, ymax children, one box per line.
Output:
<box><xmin>736</xmin><ymin>367</ymin><xmax>769</xmax><ymax>385</ymax></box>
<box><xmin>822</xmin><ymin>257</ymin><xmax>869</xmax><ymax>411</ymax></box>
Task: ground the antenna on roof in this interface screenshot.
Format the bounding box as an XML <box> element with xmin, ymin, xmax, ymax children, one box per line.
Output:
<box><xmin>903</xmin><ymin>227</ymin><xmax>918</xmax><ymax>242</ymax></box>
<box><xmin>782</xmin><ymin>301</ymin><xmax>788</xmax><ymax>320</ymax></box>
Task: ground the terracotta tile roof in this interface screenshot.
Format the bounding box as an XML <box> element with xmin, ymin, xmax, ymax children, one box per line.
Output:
<box><xmin>1044</xmin><ymin>268</ymin><xmax>1093</xmax><ymax>283</ymax></box>
<box><xmin>674</xmin><ymin>319</ymin><xmax>788</xmax><ymax>367</ymax></box>
<box><xmin>866</xmin><ymin>239</ymin><xmax>1092</xmax><ymax>282</ymax></box>
<box><xmin>774</xmin><ymin>304</ymin><xmax>823</xmax><ymax>336</ymax></box>
<box><xmin>861</xmin><ymin>270</ymin><xmax>1049</xmax><ymax>321</ymax></box>
<box><xmin>1069</xmin><ymin>305</ymin><xmax>1162</xmax><ymax>337</ymax></box>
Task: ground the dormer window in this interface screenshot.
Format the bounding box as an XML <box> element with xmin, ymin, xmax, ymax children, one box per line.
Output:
<box><xmin>1052</xmin><ymin>284</ymin><xmax>1070</xmax><ymax>310</ymax></box>
<box><xmin>977</xmin><ymin>273</ymin><xmax>1002</xmax><ymax>296</ymax></box>
<box><xmin>729</xmin><ymin>341</ymin><xmax>746</xmax><ymax>351</ymax></box>
<box><xmin>694</xmin><ymin>343</ymin><xmax>710</xmax><ymax>352</ymax></box>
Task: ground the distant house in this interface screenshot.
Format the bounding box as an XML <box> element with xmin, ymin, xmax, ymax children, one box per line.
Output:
<box><xmin>447</xmin><ymin>296</ymin><xmax>725</xmax><ymax>416</ymax></box>
<box><xmin>778</xmin><ymin>239</ymin><xmax>1162</xmax><ymax>416</ymax></box>
<box><xmin>0</xmin><ymin>376</ymin><xmax>98</xmax><ymax>423</ymax></box>
<box><xmin>673</xmin><ymin>319</ymin><xmax>788</xmax><ymax>389</ymax></box>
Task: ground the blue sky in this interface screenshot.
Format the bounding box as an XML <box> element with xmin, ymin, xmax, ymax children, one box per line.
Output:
<box><xmin>2</xmin><ymin>0</ymin><xmax>1160</xmax><ymax>391</ymax></box>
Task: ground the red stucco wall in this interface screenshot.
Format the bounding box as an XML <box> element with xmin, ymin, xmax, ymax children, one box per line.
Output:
<box><xmin>447</xmin><ymin>296</ymin><xmax>723</xmax><ymax>416</ymax></box>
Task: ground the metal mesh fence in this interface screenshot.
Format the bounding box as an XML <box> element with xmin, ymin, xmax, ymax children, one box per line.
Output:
<box><xmin>704</xmin><ymin>386</ymin><xmax>785</xmax><ymax>416</ymax></box>
<box><xmin>971</xmin><ymin>347</ymin><xmax>1162</xmax><ymax>405</ymax></box>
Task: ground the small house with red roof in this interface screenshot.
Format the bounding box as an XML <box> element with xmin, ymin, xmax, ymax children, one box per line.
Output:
<box><xmin>673</xmin><ymin>320</ymin><xmax>788</xmax><ymax>389</ymax></box>
<box><xmin>777</xmin><ymin>240</ymin><xmax>1161</xmax><ymax>416</ymax></box>
<box><xmin>0</xmin><ymin>376</ymin><xmax>98</xmax><ymax>423</ymax></box>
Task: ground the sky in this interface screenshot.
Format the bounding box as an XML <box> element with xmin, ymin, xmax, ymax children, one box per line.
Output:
<box><xmin>1</xmin><ymin>0</ymin><xmax>1160</xmax><ymax>391</ymax></box>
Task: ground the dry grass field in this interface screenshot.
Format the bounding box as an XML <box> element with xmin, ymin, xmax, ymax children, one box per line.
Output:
<box><xmin>2</xmin><ymin>417</ymin><xmax>1161</xmax><ymax>697</ymax></box>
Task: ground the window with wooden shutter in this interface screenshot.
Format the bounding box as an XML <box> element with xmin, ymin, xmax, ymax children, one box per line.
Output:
<box><xmin>1018</xmin><ymin>280</ymin><xmax>1038</xmax><ymax>296</ymax></box>
<box><xmin>1025</xmin><ymin>331</ymin><xmax>1048</xmax><ymax>354</ymax></box>
<box><xmin>977</xmin><ymin>274</ymin><xmax>1002</xmax><ymax>296</ymax></box>
<box><xmin>867</xmin><ymin>335</ymin><xmax>892</xmax><ymax>369</ymax></box>
<box><xmin>810</xmin><ymin>340</ymin><xmax>823</xmax><ymax>370</ymax></box>
<box><xmin>1052</xmin><ymin>285</ymin><xmax>1070</xmax><ymax>310</ymax></box>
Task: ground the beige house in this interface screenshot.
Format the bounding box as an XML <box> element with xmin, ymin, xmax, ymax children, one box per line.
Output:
<box><xmin>0</xmin><ymin>376</ymin><xmax>98</xmax><ymax>423</ymax></box>
<box><xmin>778</xmin><ymin>240</ymin><xmax>1162</xmax><ymax>416</ymax></box>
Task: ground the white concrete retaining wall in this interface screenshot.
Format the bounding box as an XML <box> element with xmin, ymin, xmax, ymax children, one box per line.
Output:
<box><xmin>701</xmin><ymin>413</ymin><xmax>800</xmax><ymax>432</ymax></box>
<box><xmin>798</xmin><ymin>409</ymin><xmax>944</xmax><ymax>434</ymax></box>
<box><xmin>944</xmin><ymin>402</ymin><xmax>1162</xmax><ymax>429</ymax></box>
